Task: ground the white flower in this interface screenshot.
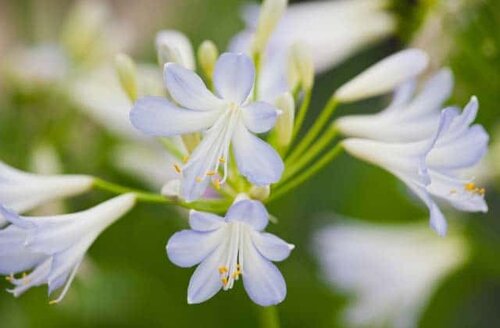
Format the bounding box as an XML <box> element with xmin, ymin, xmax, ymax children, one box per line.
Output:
<box><xmin>0</xmin><ymin>194</ymin><xmax>136</xmax><ymax>303</ymax></box>
<box><xmin>156</xmin><ymin>30</ymin><xmax>196</xmax><ymax>70</ymax></box>
<box><xmin>130</xmin><ymin>53</ymin><xmax>284</xmax><ymax>202</ymax></box>
<box><xmin>314</xmin><ymin>219</ymin><xmax>468</xmax><ymax>328</ymax></box>
<box><xmin>0</xmin><ymin>161</ymin><xmax>93</xmax><ymax>227</ymax></box>
<box><xmin>336</xmin><ymin>69</ymin><xmax>453</xmax><ymax>142</ymax></box>
<box><xmin>343</xmin><ymin>97</ymin><xmax>489</xmax><ymax>235</ymax></box>
<box><xmin>166</xmin><ymin>199</ymin><xmax>294</xmax><ymax>306</ymax></box>
<box><xmin>334</xmin><ymin>49</ymin><xmax>429</xmax><ymax>103</ymax></box>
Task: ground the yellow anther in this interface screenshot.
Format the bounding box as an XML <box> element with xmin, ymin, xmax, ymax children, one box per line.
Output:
<box><xmin>206</xmin><ymin>170</ymin><xmax>216</xmax><ymax>176</ymax></box>
<box><xmin>232</xmin><ymin>270</ymin><xmax>241</xmax><ymax>279</ymax></box>
<box><xmin>218</xmin><ymin>266</ymin><xmax>228</xmax><ymax>274</ymax></box>
<box><xmin>218</xmin><ymin>157</ymin><xmax>226</xmax><ymax>164</ymax></box>
<box><xmin>173</xmin><ymin>164</ymin><xmax>182</xmax><ymax>174</ymax></box>
<box><xmin>464</xmin><ymin>182</ymin><xmax>486</xmax><ymax>196</ymax></box>
<box><xmin>464</xmin><ymin>182</ymin><xmax>476</xmax><ymax>191</ymax></box>
<box><xmin>214</xmin><ymin>179</ymin><xmax>221</xmax><ymax>190</ymax></box>
<box><xmin>49</xmin><ymin>300</ymin><xmax>59</xmax><ymax>305</ymax></box>
<box><xmin>183</xmin><ymin>156</ymin><xmax>190</xmax><ymax>164</ymax></box>
<box><xmin>479</xmin><ymin>188</ymin><xmax>486</xmax><ymax>196</ymax></box>
<box><xmin>221</xmin><ymin>277</ymin><xmax>228</xmax><ymax>286</ymax></box>
<box><xmin>195</xmin><ymin>176</ymin><xmax>203</xmax><ymax>183</ymax></box>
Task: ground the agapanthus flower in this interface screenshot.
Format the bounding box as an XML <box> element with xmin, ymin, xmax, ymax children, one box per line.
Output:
<box><xmin>131</xmin><ymin>52</ymin><xmax>284</xmax><ymax>201</ymax></box>
<box><xmin>315</xmin><ymin>219</ymin><xmax>468</xmax><ymax>328</ymax></box>
<box><xmin>0</xmin><ymin>194</ymin><xmax>136</xmax><ymax>303</ymax></box>
<box><xmin>0</xmin><ymin>161</ymin><xmax>93</xmax><ymax>226</ymax></box>
<box><xmin>343</xmin><ymin>97</ymin><xmax>488</xmax><ymax>235</ymax></box>
<box><xmin>166</xmin><ymin>199</ymin><xmax>294</xmax><ymax>306</ymax></box>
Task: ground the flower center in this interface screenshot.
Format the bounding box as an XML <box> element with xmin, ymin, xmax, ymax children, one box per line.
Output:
<box><xmin>218</xmin><ymin>222</ymin><xmax>246</xmax><ymax>290</ymax></box>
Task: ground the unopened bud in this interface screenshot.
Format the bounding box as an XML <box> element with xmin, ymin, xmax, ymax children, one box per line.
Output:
<box><xmin>161</xmin><ymin>179</ymin><xmax>181</xmax><ymax>199</ymax></box>
<box><xmin>197</xmin><ymin>40</ymin><xmax>219</xmax><ymax>80</ymax></box>
<box><xmin>114</xmin><ymin>53</ymin><xmax>138</xmax><ymax>101</ymax></box>
<box><xmin>156</xmin><ymin>30</ymin><xmax>195</xmax><ymax>70</ymax></box>
<box><xmin>288</xmin><ymin>43</ymin><xmax>314</xmax><ymax>91</ymax></box>
<box><xmin>182</xmin><ymin>133</ymin><xmax>201</xmax><ymax>154</ymax></box>
<box><xmin>252</xmin><ymin>0</ymin><xmax>288</xmax><ymax>54</ymax></box>
<box><xmin>249</xmin><ymin>185</ymin><xmax>271</xmax><ymax>202</ymax></box>
<box><xmin>274</xmin><ymin>92</ymin><xmax>295</xmax><ymax>148</ymax></box>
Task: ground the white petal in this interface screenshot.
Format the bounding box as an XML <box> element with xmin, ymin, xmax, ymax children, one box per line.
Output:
<box><xmin>187</xmin><ymin>245</ymin><xmax>224</xmax><ymax>304</ymax></box>
<box><xmin>242</xmin><ymin>237</ymin><xmax>287</xmax><ymax>306</ymax></box>
<box><xmin>130</xmin><ymin>96</ymin><xmax>221</xmax><ymax>136</ymax></box>
<box><xmin>232</xmin><ymin>121</ymin><xmax>284</xmax><ymax>185</ymax></box>
<box><xmin>189</xmin><ymin>210</ymin><xmax>225</xmax><ymax>231</ymax></box>
<box><xmin>164</xmin><ymin>63</ymin><xmax>224</xmax><ymax>111</ymax></box>
<box><xmin>335</xmin><ymin>49</ymin><xmax>429</xmax><ymax>102</ymax></box>
<box><xmin>213</xmin><ymin>53</ymin><xmax>255</xmax><ymax>104</ymax></box>
<box><xmin>226</xmin><ymin>199</ymin><xmax>269</xmax><ymax>231</ymax></box>
<box><xmin>251</xmin><ymin>231</ymin><xmax>294</xmax><ymax>262</ymax></box>
<box><xmin>156</xmin><ymin>30</ymin><xmax>195</xmax><ymax>70</ymax></box>
<box><xmin>166</xmin><ymin>229</ymin><xmax>225</xmax><ymax>268</ymax></box>
<box><xmin>0</xmin><ymin>226</ymin><xmax>46</xmax><ymax>274</ymax></box>
<box><xmin>241</xmin><ymin>102</ymin><xmax>279</xmax><ymax>133</ymax></box>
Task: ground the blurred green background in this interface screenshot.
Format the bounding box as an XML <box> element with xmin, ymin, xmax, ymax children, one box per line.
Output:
<box><xmin>0</xmin><ymin>0</ymin><xmax>499</xmax><ymax>327</ymax></box>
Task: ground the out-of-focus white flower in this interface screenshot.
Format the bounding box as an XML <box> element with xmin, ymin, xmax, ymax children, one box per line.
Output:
<box><xmin>197</xmin><ymin>40</ymin><xmax>219</xmax><ymax>79</ymax></box>
<box><xmin>314</xmin><ymin>219</ymin><xmax>468</xmax><ymax>328</ymax></box>
<box><xmin>232</xmin><ymin>0</ymin><xmax>396</xmax><ymax>73</ymax></box>
<box><xmin>252</xmin><ymin>0</ymin><xmax>288</xmax><ymax>54</ymax></box>
<box><xmin>156</xmin><ymin>30</ymin><xmax>196</xmax><ymax>70</ymax></box>
<box><xmin>131</xmin><ymin>53</ymin><xmax>284</xmax><ymax>201</ymax></box>
<box><xmin>343</xmin><ymin>98</ymin><xmax>489</xmax><ymax>235</ymax></box>
<box><xmin>0</xmin><ymin>161</ymin><xmax>93</xmax><ymax>227</ymax></box>
<box><xmin>0</xmin><ymin>194</ymin><xmax>136</xmax><ymax>303</ymax></box>
<box><xmin>167</xmin><ymin>199</ymin><xmax>294</xmax><ymax>306</ymax></box>
<box><xmin>337</xmin><ymin>69</ymin><xmax>453</xmax><ymax>142</ymax></box>
<box><xmin>334</xmin><ymin>49</ymin><xmax>429</xmax><ymax>103</ymax></box>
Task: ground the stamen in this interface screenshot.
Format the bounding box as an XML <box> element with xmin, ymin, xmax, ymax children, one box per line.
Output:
<box><xmin>463</xmin><ymin>182</ymin><xmax>486</xmax><ymax>196</ymax></box>
<box><xmin>206</xmin><ymin>170</ymin><xmax>216</xmax><ymax>176</ymax></box>
<box><xmin>221</xmin><ymin>277</ymin><xmax>228</xmax><ymax>286</ymax></box>
<box><xmin>218</xmin><ymin>266</ymin><xmax>228</xmax><ymax>274</ymax></box>
<box><xmin>218</xmin><ymin>157</ymin><xmax>226</xmax><ymax>164</ymax></box>
<box><xmin>173</xmin><ymin>164</ymin><xmax>182</xmax><ymax>174</ymax></box>
<box><xmin>214</xmin><ymin>179</ymin><xmax>221</xmax><ymax>190</ymax></box>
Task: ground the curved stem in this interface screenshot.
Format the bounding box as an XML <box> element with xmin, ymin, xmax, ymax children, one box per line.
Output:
<box><xmin>269</xmin><ymin>143</ymin><xmax>344</xmax><ymax>202</ymax></box>
<box><xmin>286</xmin><ymin>96</ymin><xmax>339</xmax><ymax>163</ymax></box>
<box><xmin>289</xmin><ymin>89</ymin><xmax>312</xmax><ymax>146</ymax></box>
<box><xmin>258</xmin><ymin>306</ymin><xmax>280</xmax><ymax>328</ymax></box>
<box><xmin>92</xmin><ymin>178</ymin><xmax>230</xmax><ymax>213</ymax></box>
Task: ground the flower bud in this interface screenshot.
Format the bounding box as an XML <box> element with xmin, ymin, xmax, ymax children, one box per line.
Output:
<box><xmin>334</xmin><ymin>49</ymin><xmax>429</xmax><ymax>103</ymax></box>
<box><xmin>197</xmin><ymin>40</ymin><xmax>219</xmax><ymax>79</ymax></box>
<box><xmin>288</xmin><ymin>43</ymin><xmax>314</xmax><ymax>91</ymax></box>
<box><xmin>114</xmin><ymin>53</ymin><xmax>138</xmax><ymax>102</ymax></box>
<box><xmin>274</xmin><ymin>92</ymin><xmax>295</xmax><ymax>148</ymax></box>
<box><xmin>252</xmin><ymin>0</ymin><xmax>288</xmax><ymax>54</ymax></box>
<box><xmin>249</xmin><ymin>185</ymin><xmax>271</xmax><ymax>201</ymax></box>
<box><xmin>156</xmin><ymin>30</ymin><xmax>195</xmax><ymax>70</ymax></box>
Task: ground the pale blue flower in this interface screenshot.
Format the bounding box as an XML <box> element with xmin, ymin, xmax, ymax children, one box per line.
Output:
<box><xmin>343</xmin><ymin>97</ymin><xmax>488</xmax><ymax>236</ymax></box>
<box><xmin>130</xmin><ymin>53</ymin><xmax>284</xmax><ymax>202</ymax></box>
<box><xmin>0</xmin><ymin>194</ymin><xmax>136</xmax><ymax>303</ymax></box>
<box><xmin>166</xmin><ymin>199</ymin><xmax>294</xmax><ymax>306</ymax></box>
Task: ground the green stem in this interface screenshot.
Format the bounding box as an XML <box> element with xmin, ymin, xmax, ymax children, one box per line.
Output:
<box><xmin>258</xmin><ymin>306</ymin><xmax>280</xmax><ymax>328</ymax></box>
<box><xmin>283</xmin><ymin>124</ymin><xmax>338</xmax><ymax>181</ymax></box>
<box><xmin>92</xmin><ymin>178</ymin><xmax>229</xmax><ymax>213</ymax></box>
<box><xmin>253</xmin><ymin>52</ymin><xmax>261</xmax><ymax>101</ymax></box>
<box><xmin>269</xmin><ymin>143</ymin><xmax>344</xmax><ymax>202</ymax></box>
<box><xmin>289</xmin><ymin>89</ymin><xmax>312</xmax><ymax>146</ymax></box>
<box><xmin>159</xmin><ymin>138</ymin><xmax>185</xmax><ymax>160</ymax></box>
<box><xmin>286</xmin><ymin>96</ymin><xmax>339</xmax><ymax>163</ymax></box>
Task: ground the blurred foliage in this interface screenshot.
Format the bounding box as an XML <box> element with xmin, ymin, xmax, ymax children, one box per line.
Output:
<box><xmin>0</xmin><ymin>0</ymin><xmax>499</xmax><ymax>327</ymax></box>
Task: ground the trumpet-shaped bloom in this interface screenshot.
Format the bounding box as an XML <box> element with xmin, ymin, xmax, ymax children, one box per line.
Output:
<box><xmin>131</xmin><ymin>53</ymin><xmax>284</xmax><ymax>201</ymax></box>
<box><xmin>343</xmin><ymin>98</ymin><xmax>488</xmax><ymax>235</ymax></box>
<box><xmin>337</xmin><ymin>69</ymin><xmax>453</xmax><ymax>142</ymax></box>
<box><xmin>0</xmin><ymin>161</ymin><xmax>93</xmax><ymax>226</ymax></box>
<box><xmin>315</xmin><ymin>219</ymin><xmax>468</xmax><ymax>328</ymax></box>
<box><xmin>166</xmin><ymin>199</ymin><xmax>294</xmax><ymax>306</ymax></box>
<box><xmin>0</xmin><ymin>194</ymin><xmax>136</xmax><ymax>303</ymax></box>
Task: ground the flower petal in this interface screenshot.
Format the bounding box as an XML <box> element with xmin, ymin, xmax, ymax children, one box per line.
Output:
<box><xmin>0</xmin><ymin>226</ymin><xmax>46</xmax><ymax>274</ymax></box>
<box><xmin>232</xmin><ymin>121</ymin><xmax>284</xmax><ymax>185</ymax></box>
<box><xmin>130</xmin><ymin>96</ymin><xmax>221</xmax><ymax>136</ymax></box>
<box><xmin>187</xmin><ymin>245</ymin><xmax>224</xmax><ymax>304</ymax></box>
<box><xmin>335</xmin><ymin>49</ymin><xmax>429</xmax><ymax>103</ymax></box>
<box><xmin>251</xmin><ymin>231</ymin><xmax>294</xmax><ymax>262</ymax></box>
<box><xmin>213</xmin><ymin>53</ymin><xmax>255</xmax><ymax>104</ymax></box>
<box><xmin>189</xmin><ymin>210</ymin><xmax>225</xmax><ymax>232</ymax></box>
<box><xmin>167</xmin><ymin>229</ymin><xmax>225</xmax><ymax>268</ymax></box>
<box><xmin>226</xmin><ymin>199</ymin><xmax>269</xmax><ymax>231</ymax></box>
<box><xmin>241</xmin><ymin>102</ymin><xmax>279</xmax><ymax>133</ymax></box>
<box><xmin>242</xmin><ymin>237</ymin><xmax>287</xmax><ymax>306</ymax></box>
<box><xmin>164</xmin><ymin>63</ymin><xmax>223</xmax><ymax>111</ymax></box>
<box><xmin>156</xmin><ymin>30</ymin><xmax>195</xmax><ymax>70</ymax></box>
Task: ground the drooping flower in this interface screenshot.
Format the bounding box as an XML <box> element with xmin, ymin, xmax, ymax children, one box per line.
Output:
<box><xmin>343</xmin><ymin>97</ymin><xmax>488</xmax><ymax>235</ymax></box>
<box><xmin>166</xmin><ymin>199</ymin><xmax>294</xmax><ymax>306</ymax></box>
<box><xmin>130</xmin><ymin>53</ymin><xmax>284</xmax><ymax>201</ymax></box>
<box><xmin>0</xmin><ymin>161</ymin><xmax>94</xmax><ymax>226</ymax></box>
<box><xmin>314</xmin><ymin>219</ymin><xmax>468</xmax><ymax>328</ymax></box>
<box><xmin>0</xmin><ymin>194</ymin><xmax>136</xmax><ymax>303</ymax></box>
<box><xmin>336</xmin><ymin>69</ymin><xmax>453</xmax><ymax>142</ymax></box>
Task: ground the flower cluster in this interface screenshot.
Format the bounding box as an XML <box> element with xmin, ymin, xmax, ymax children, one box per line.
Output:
<box><xmin>0</xmin><ymin>0</ymin><xmax>490</xmax><ymax>312</ymax></box>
